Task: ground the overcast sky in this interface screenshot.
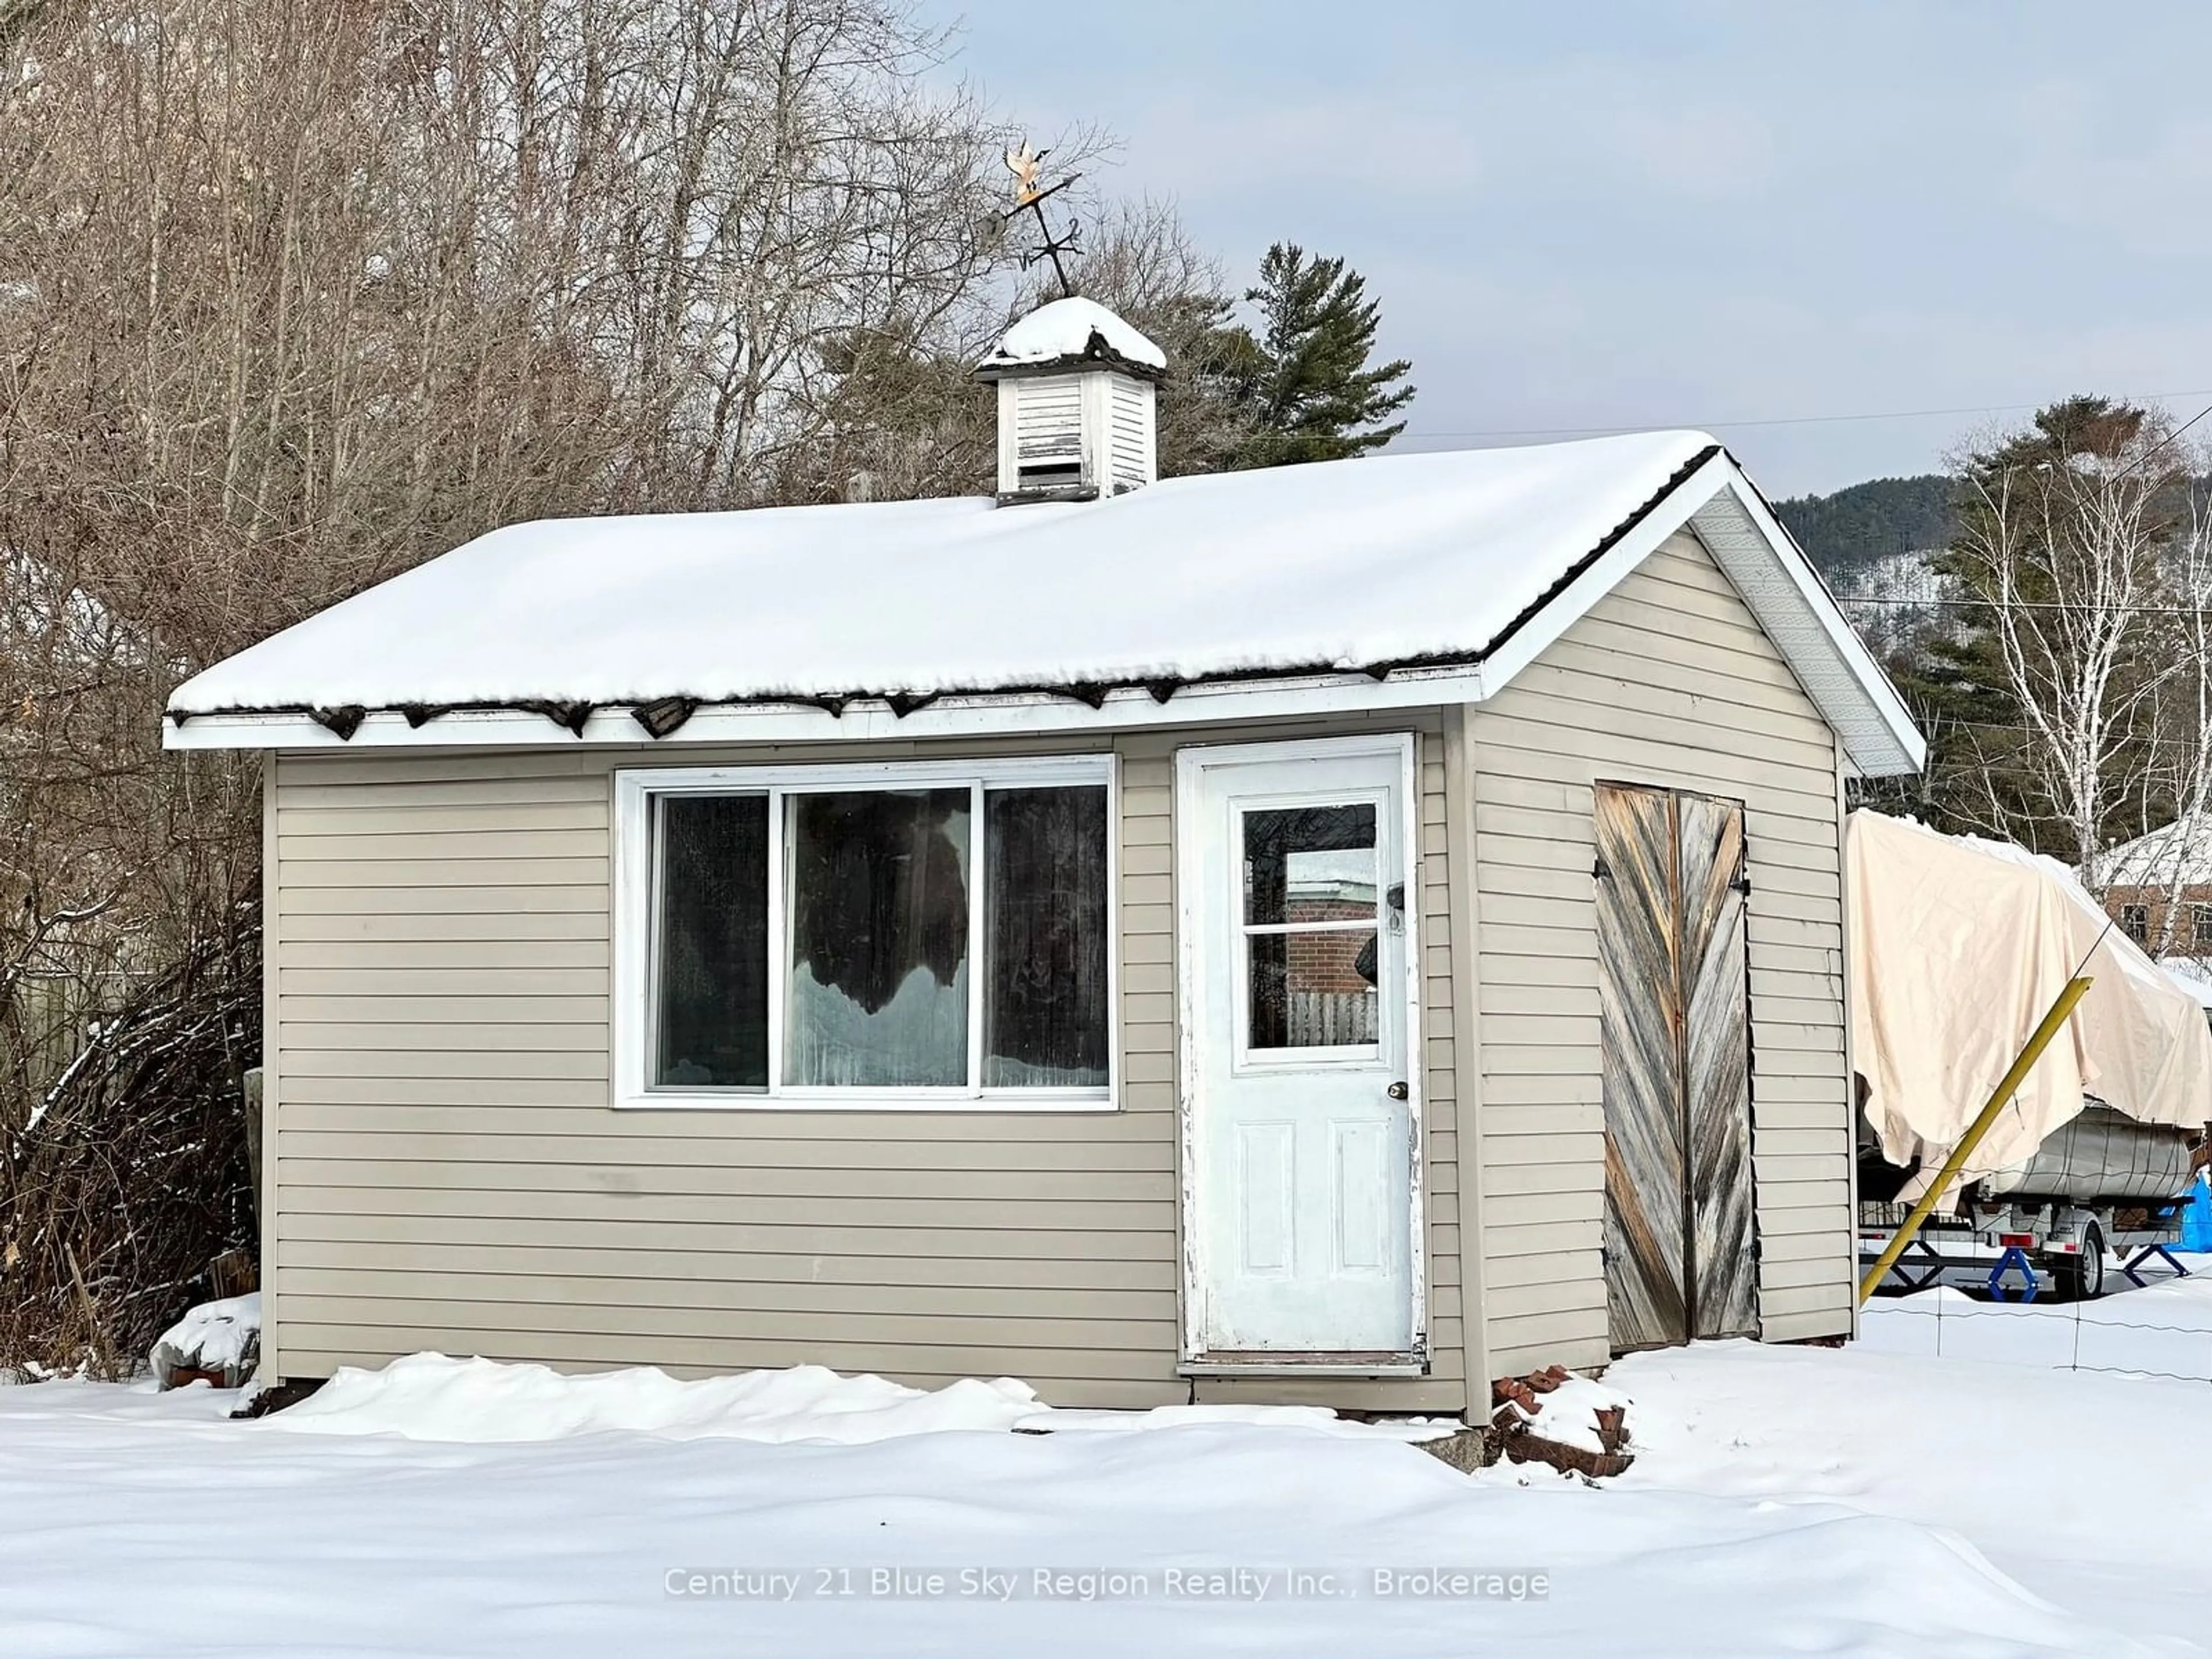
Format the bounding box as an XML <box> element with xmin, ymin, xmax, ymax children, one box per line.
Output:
<box><xmin>948</xmin><ymin>1</ymin><xmax>2212</xmax><ymax>497</ymax></box>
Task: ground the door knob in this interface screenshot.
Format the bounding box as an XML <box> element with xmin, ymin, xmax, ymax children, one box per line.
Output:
<box><xmin>1386</xmin><ymin>1081</ymin><xmax>1409</xmax><ymax>1100</ymax></box>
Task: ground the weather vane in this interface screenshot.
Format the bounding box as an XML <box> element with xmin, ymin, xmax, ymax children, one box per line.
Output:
<box><xmin>1003</xmin><ymin>139</ymin><xmax>1081</xmax><ymax>298</ymax></box>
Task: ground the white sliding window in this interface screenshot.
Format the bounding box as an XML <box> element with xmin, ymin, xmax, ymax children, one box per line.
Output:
<box><xmin>616</xmin><ymin>757</ymin><xmax>1115</xmax><ymax>1109</ymax></box>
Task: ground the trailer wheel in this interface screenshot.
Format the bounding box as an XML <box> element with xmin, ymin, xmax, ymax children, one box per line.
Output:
<box><xmin>2059</xmin><ymin>1222</ymin><xmax>2107</xmax><ymax>1301</ymax></box>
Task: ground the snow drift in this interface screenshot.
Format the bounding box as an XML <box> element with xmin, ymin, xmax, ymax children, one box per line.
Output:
<box><xmin>269</xmin><ymin>1354</ymin><xmax>1042</xmax><ymax>1444</ymax></box>
<box><xmin>264</xmin><ymin>1354</ymin><xmax>1465</xmax><ymax>1445</ymax></box>
<box><xmin>0</xmin><ymin>1338</ymin><xmax>2183</xmax><ymax>1656</ymax></box>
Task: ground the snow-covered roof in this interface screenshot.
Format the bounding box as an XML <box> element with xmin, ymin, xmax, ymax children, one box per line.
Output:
<box><xmin>2097</xmin><ymin>820</ymin><xmax>2212</xmax><ymax>889</ymax></box>
<box><xmin>978</xmin><ymin>297</ymin><xmax>1165</xmax><ymax>376</ymax></box>
<box><xmin>2156</xmin><ymin>956</ymin><xmax>2212</xmax><ymax>1010</ymax></box>
<box><xmin>164</xmin><ymin>431</ymin><xmax>1925</xmax><ymax>772</ymax></box>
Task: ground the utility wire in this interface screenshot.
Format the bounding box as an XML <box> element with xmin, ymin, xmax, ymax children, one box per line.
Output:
<box><xmin>1838</xmin><ymin>596</ymin><xmax>2212</xmax><ymax>614</ymax></box>
<box><xmin>2115</xmin><ymin>400</ymin><xmax>2212</xmax><ymax>482</ymax></box>
<box><xmin>1404</xmin><ymin>388</ymin><xmax>2212</xmax><ymax>444</ymax></box>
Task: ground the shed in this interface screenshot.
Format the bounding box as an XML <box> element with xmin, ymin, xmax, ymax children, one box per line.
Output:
<box><xmin>166</xmin><ymin>300</ymin><xmax>1924</xmax><ymax>1408</ymax></box>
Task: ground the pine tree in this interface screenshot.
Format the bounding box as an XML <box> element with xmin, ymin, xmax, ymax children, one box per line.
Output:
<box><xmin>1228</xmin><ymin>244</ymin><xmax>1414</xmax><ymax>468</ymax></box>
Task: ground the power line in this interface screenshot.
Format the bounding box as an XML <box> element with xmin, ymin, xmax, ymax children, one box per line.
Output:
<box><xmin>1402</xmin><ymin>387</ymin><xmax>2212</xmax><ymax>444</ymax></box>
<box><xmin>1839</xmin><ymin>595</ymin><xmax>2212</xmax><ymax>615</ymax></box>
<box><xmin>1921</xmin><ymin>718</ymin><xmax>2212</xmax><ymax>750</ymax></box>
<box><xmin>2116</xmin><ymin>399</ymin><xmax>2212</xmax><ymax>482</ymax></box>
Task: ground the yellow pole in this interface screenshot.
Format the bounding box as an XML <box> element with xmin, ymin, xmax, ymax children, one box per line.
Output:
<box><xmin>1856</xmin><ymin>974</ymin><xmax>2094</xmax><ymax>1306</ymax></box>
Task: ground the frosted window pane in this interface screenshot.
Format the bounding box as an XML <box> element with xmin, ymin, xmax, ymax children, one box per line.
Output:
<box><xmin>654</xmin><ymin>795</ymin><xmax>769</xmax><ymax>1088</ymax></box>
<box><xmin>784</xmin><ymin>790</ymin><xmax>970</xmax><ymax>1087</ymax></box>
<box><xmin>984</xmin><ymin>787</ymin><xmax>1109</xmax><ymax>1088</ymax></box>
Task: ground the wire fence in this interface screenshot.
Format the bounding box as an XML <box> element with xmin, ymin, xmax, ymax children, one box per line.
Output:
<box><xmin>1858</xmin><ymin>1256</ymin><xmax>2212</xmax><ymax>1385</ymax></box>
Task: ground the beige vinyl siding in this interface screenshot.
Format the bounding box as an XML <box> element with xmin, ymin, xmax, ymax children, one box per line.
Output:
<box><xmin>1468</xmin><ymin>528</ymin><xmax>1855</xmax><ymax>1376</ymax></box>
<box><xmin>267</xmin><ymin>715</ymin><xmax>1465</xmax><ymax>1411</ymax></box>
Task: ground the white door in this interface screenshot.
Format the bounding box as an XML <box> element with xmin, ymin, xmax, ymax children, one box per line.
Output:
<box><xmin>1179</xmin><ymin>737</ymin><xmax>1421</xmax><ymax>1362</ymax></box>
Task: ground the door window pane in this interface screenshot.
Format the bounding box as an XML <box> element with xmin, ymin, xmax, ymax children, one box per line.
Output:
<box><xmin>654</xmin><ymin>795</ymin><xmax>770</xmax><ymax>1088</ymax></box>
<box><xmin>1244</xmin><ymin>804</ymin><xmax>1377</xmax><ymax>926</ymax></box>
<box><xmin>784</xmin><ymin>790</ymin><xmax>970</xmax><ymax>1087</ymax></box>
<box><xmin>1249</xmin><ymin>927</ymin><xmax>1380</xmax><ymax>1049</ymax></box>
<box><xmin>984</xmin><ymin>787</ymin><xmax>1110</xmax><ymax>1087</ymax></box>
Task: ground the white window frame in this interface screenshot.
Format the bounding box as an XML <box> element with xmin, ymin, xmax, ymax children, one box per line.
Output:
<box><xmin>613</xmin><ymin>755</ymin><xmax>1118</xmax><ymax>1112</ymax></box>
<box><xmin>1228</xmin><ymin>789</ymin><xmax>1391</xmax><ymax>1072</ymax></box>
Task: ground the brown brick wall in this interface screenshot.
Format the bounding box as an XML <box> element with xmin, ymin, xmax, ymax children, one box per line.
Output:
<box><xmin>1281</xmin><ymin>895</ymin><xmax>1376</xmax><ymax>994</ymax></box>
<box><xmin>2103</xmin><ymin>883</ymin><xmax>2212</xmax><ymax>952</ymax></box>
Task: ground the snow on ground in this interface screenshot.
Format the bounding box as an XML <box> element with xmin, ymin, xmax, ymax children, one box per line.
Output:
<box><xmin>278</xmin><ymin>1353</ymin><xmax>1041</xmax><ymax>1442</ymax></box>
<box><xmin>0</xmin><ymin>1341</ymin><xmax>2196</xmax><ymax>1657</ymax></box>
<box><xmin>0</xmin><ymin>1363</ymin><xmax>2158</xmax><ymax>1659</ymax></box>
<box><xmin>1858</xmin><ymin>1260</ymin><xmax>2212</xmax><ymax>1380</ymax></box>
<box><xmin>272</xmin><ymin>1353</ymin><xmax>1465</xmax><ymax>1445</ymax></box>
<box><xmin>1616</xmin><ymin>1267</ymin><xmax>2212</xmax><ymax>1656</ymax></box>
<box><xmin>1015</xmin><ymin>1404</ymin><xmax>1461</xmax><ymax>1442</ymax></box>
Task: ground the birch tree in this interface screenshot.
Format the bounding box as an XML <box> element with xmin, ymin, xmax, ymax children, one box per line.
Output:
<box><xmin>2120</xmin><ymin>477</ymin><xmax>2212</xmax><ymax>949</ymax></box>
<box><xmin>1915</xmin><ymin>399</ymin><xmax>2186</xmax><ymax>878</ymax></box>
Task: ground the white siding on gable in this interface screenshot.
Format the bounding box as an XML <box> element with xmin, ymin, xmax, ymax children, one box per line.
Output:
<box><xmin>1466</xmin><ymin>528</ymin><xmax>1854</xmax><ymax>1377</ymax></box>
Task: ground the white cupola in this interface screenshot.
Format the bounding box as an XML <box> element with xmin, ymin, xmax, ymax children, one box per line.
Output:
<box><xmin>975</xmin><ymin>297</ymin><xmax>1165</xmax><ymax>503</ymax></box>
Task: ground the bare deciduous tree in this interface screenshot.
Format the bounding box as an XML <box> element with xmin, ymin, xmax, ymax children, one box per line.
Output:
<box><xmin>0</xmin><ymin>0</ymin><xmax>1250</xmax><ymax>1373</ymax></box>
<box><xmin>1928</xmin><ymin>403</ymin><xmax>2186</xmax><ymax>881</ymax></box>
<box><xmin>2107</xmin><ymin>475</ymin><xmax>2212</xmax><ymax>949</ymax></box>
<box><xmin>0</xmin><ymin>0</ymin><xmax>1059</xmax><ymax>1373</ymax></box>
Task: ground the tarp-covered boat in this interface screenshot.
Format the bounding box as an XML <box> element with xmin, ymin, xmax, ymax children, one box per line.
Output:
<box><xmin>1847</xmin><ymin>811</ymin><xmax>2211</xmax><ymax>1202</ymax></box>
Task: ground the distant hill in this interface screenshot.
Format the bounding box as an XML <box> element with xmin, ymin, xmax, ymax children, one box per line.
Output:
<box><xmin>1772</xmin><ymin>475</ymin><xmax>1955</xmax><ymax>592</ymax></box>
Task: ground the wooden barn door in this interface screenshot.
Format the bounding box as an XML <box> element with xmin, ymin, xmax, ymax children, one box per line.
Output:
<box><xmin>1593</xmin><ymin>782</ymin><xmax>1758</xmax><ymax>1352</ymax></box>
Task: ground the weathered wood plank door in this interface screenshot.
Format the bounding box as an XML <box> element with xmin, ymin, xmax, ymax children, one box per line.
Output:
<box><xmin>1594</xmin><ymin>782</ymin><xmax>1757</xmax><ymax>1351</ymax></box>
